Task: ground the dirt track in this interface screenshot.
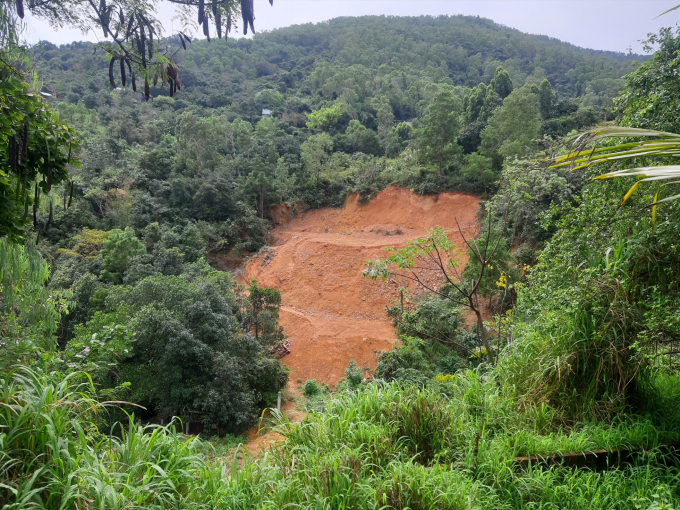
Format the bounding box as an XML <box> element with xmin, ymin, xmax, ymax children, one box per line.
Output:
<box><xmin>244</xmin><ymin>186</ymin><xmax>480</xmax><ymax>387</ymax></box>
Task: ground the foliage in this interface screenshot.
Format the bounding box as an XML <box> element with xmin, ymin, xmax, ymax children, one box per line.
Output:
<box><xmin>75</xmin><ymin>269</ymin><xmax>288</xmax><ymax>432</ymax></box>
<box><xmin>418</xmin><ymin>85</ymin><xmax>463</xmax><ymax>174</ymax></box>
<box><xmin>3</xmin><ymin>11</ymin><xmax>678</xmax><ymax>510</ymax></box>
<box><xmin>0</xmin><ymin>367</ymin><xmax>211</xmax><ymax>509</ymax></box>
<box><xmin>365</xmin><ymin>212</ymin><xmax>511</xmax><ymax>365</ymax></box>
<box><xmin>374</xmin><ymin>335</ymin><xmax>468</xmax><ymax>386</ymax></box>
<box><xmin>481</xmin><ymin>86</ymin><xmax>542</xmax><ymax>159</ymax></box>
<box><xmin>490</xmin><ymin>66</ymin><xmax>514</xmax><ymax>99</ymax></box>
<box><xmin>551</xmin><ymin>126</ymin><xmax>680</xmax><ymax>208</ymax></box>
<box><xmin>0</xmin><ymin>60</ymin><xmax>79</xmax><ymax>241</ymax></box>
<box><xmin>344</xmin><ymin>359</ymin><xmax>364</xmax><ymax>389</ymax></box>
<box><xmin>12</xmin><ymin>14</ymin><xmax>628</xmax><ymax>260</ymax></box>
<box><xmin>496</xmin><ymin>169</ymin><xmax>680</xmax><ymax>420</ymax></box>
<box><xmin>306</xmin><ymin>104</ymin><xmax>343</xmax><ymax>131</ymax></box>
<box><xmin>0</xmin><ymin>238</ymin><xmax>72</xmax><ymax>361</ymax></box>
<box><xmin>4</xmin><ymin>365</ymin><xmax>680</xmax><ymax>509</ymax></box>
<box><xmin>615</xmin><ymin>27</ymin><xmax>680</xmax><ymax>133</ymax></box>
<box><xmin>244</xmin><ymin>279</ymin><xmax>285</xmax><ymax>347</ymax></box>
<box><xmin>303</xmin><ymin>378</ymin><xmax>321</xmax><ymax>397</ymax></box>
<box><xmin>301</xmin><ymin>132</ymin><xmax>333</xmax><ymax>185</ymax></box>
<box><xmin>7</xmin><ymin>0</ymin><xmax>275</xmax><ymax>102</ymax></box>
<box><xmin>100</xmin><ymin>226</ymin><xmax>146</xmax><ymax>282</ymax></box>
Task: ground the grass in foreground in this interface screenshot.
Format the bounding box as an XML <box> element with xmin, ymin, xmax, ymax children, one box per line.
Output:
<box><xmin>2</xmin><ymin>367</ymin><xmax>680</xmax><ymax>509</ymax></box>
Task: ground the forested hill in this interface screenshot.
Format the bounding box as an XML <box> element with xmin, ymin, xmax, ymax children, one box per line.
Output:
<box><xmin>36</xmin><ymin>14</ymin><xmax>640</xmax><ymax>122</ymax></box>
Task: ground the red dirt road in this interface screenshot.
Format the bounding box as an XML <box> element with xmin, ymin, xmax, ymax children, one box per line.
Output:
<box><xmin>244</xmin><ymin>186</ymin><xmax>480</xmax><ymax>387</ymax></box>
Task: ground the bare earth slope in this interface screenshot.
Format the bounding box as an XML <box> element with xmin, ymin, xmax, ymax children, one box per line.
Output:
<box><xmin>244</xmin><ymin>186</ymin><xmax>480</xmax><ymax>387</ymax></box>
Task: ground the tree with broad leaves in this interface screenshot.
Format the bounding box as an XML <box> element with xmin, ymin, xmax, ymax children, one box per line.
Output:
<box><xmin>418</xmin><ymin>86</ymin><xmax>463</xmax><ymax>175</ymax></box>
<box><xmin>0</xmin><ymin>52</ymin><xmax>80</xmax><ymax>241</ymax></box>
<box><xmin>364</xmin><ymin>201</ymin><xmax>511</xmax><ymax>365</ymax></box>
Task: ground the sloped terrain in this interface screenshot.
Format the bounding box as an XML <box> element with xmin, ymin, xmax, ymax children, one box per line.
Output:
<box><xmin>244</xmin><ymin>186</ymin><xmax>480</xmax><ymax>386</ymax></box>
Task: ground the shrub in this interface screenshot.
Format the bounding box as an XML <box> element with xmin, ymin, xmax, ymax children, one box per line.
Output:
<box><xmin>303</xmin><ymin>379</ymin><xmax>321</xmax><ymax>397</ymax></box>
<box><xmin>73</xmin><ymin>270</ymin><xmax>288</xmax><ymax>433</ymax></box>
<box><xmin>345</xmin><ymin>359</ymin><xmax>364</xmax><ymax>389</ymax></box>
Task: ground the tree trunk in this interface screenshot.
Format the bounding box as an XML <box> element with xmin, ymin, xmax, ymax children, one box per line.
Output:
<box><xmin>259</xmin><ymin>187</ymin><xmax>264</xmax><ymax>219</ymax></box>
<box><xmin>470</xmin><ymin>283</ymin><xmax>494</xmax><ymax>365</ymax></box>
<box><xmin>475</xmin><ymin>306</ymin><xmax>494</xmax><ymax>365</ymax></box>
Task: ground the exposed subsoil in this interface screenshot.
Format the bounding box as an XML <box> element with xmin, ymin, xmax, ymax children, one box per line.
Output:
<box><xmin>243</xmin><ymin>185</ymin><xmax>481</xmax><ymax>388</ymax></box>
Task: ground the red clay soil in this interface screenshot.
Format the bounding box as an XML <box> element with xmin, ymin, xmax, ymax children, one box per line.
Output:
<box><xmin>244</xmin><ymin>185</ymin><xmax>480</xmax><ymax>388</ymax></box>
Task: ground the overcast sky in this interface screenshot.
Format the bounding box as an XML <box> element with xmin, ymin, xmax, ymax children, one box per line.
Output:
<box><xmin>24</xmin><ymin>0</ymin><xmax>680</xmax><ymax>55</ymax></box>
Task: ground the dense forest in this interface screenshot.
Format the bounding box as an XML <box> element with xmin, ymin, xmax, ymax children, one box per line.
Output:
<box><xmin>4</xmin><ymin>1</ymin><xmax>680</xmax><ymax>508</ymax></box>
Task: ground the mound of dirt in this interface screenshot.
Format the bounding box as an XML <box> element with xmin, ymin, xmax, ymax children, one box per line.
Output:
<box><xmin>244</xmin><ymin>185</ymin><xmax>480</xmax><ymax>387</ymax></box>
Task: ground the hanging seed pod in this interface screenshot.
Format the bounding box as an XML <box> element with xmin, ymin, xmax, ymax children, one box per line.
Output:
<box><xmin>44</xmin><ymin>199</ymin><xmax>53</xmax><ymax>232</ymax></box>
<box><xmin>19</xmin><ymin>122</ymin><xmax>27</xmax><ymax>164</ymax></box>
<box><xmin>119</xmin><ymin>7</ymin><xmax>124</xmax><ymax>26</ymax></box>
<box><xmin>68</xmin><ymin>180</ymin><xmax>74</xmax><ymax>208</ymax></box>
<box><xmin>168</xmin><ymin>64</ymin><xmax>177</xmax><ymax>96</ymax></box>
<box><xmin>172</xmin><ymin>65</ymin><xmax>180</xmax><ymax>88</ymax></box>
<box><xmin>198</xmin><ymin>0</ymin><xmax>204</xmax><ymax>24</ymax></box>
<box><xmin>139</xmin><ymin>21</ymin><xmax>147</xmax><ymax>66</ymax></box>
<box><xmin>111</xmin><ymin>11</ymin><xmax>119</xmax><ymax>38</ymax></box>
<box><xmin>145</xmin><ymin>17</ymin><xmax>154</xmax><ymax>59</ymax></box>
<box><xmin>8</xmin><ymin>136</ymin><xmax>16</xmax><ymax>173</ymax></box>
<box><xmin>144</xmin><ymin>77</ymin><xmax>150</xmax><ymax>101</ymax></box>
<box><xmin>136</xmin><ymin>32</ymin><xmax>146</xmax><ymax>69</ymax></box>
<box><xmin>99</xmin><ymin>0</ymin><xmax>108</xmax><ymax>37</ymax></box>
<box><xmin>125</xmin><ymin>57</ymin><xmax>132</xmax><ymax>78</ymax></box>
<box><xmin>216</xmin><ymin>7</ymin><xmax>222</xmax><ymax>39</ymax></box>
<box><xmin>47</xmin><ymin>161</ymin><xmax>52</xmax><ymax>192</ymax></box>
<box><xmin>16</xmin><ymin>137</ymin><xmax>23</xmax><ymax>164</ymax></box>
<box><xmin>33</xmin><ymin>184</ymin><xmax>38</xmax><ymax>229</ymax></box>
<box><xmin>248</xmin><ymin>0</ymin><xmax>255</xmax><ymax>33</ymax></box>
<box><xmin>203</xmin><ymin>17</ymin><xmax>210</xmax><ymax>41</ymax></box>
<box><xmin>183</xmin><ymin>32</ymin><xmax>192</xmax><ymax>44</ymax></box>
<box><xmin>212</xmin><ymin>0</ymin><xmax>216</xmax><ymax>16</ymax></box>
<box><xmin>241</xmin><ymin>0</ymin><xmax>250</xmax><ymax>34</ymax></box>
<box><xmin>131</xmin><ymin>72</ymin><xmax>136</xmax><ymax>92</ymax></box>
<box><xmin>153</xmin><ymin>72</ymin><xmax>158</xmax><ymax>86</ymax></box>
<box><xmin>178</xmin><ymin>33</ymin><xmax>187</xmax><ymax>50</ymax></box>
<box><xmin>141</xmin><ymin>14</ymin><xmax>154</xmax><ymax>49</ymax></box>
<box><xmin>270</xmin><ymin>0</ymin><xmax>273</xmax><ymax>5</ymax></box>
<box><xmin>139</xmin><ymin>15</ymin><xmax>146</xmax><ymax>44</ymax></box>
<box><xmin>120</xmin><ymin>57</ymin><xmax>126</xmax><ymax>86</ymax></box>
<box><xmin>227</xmin><ymin>14</ymin><xmax>231</xmax><ymax>39</ymax></box>
<box><xmin>15</xmin><ymin>0</ymin><xmax>24</xmax><ymax>19</ymax></box>
<box><xmin>107</xmin><ymin>6</ymin><xmax>115</xmax><ymax>36</ymax></box>
<box><xmin>126</xmin><ymin>13</ymin><xmax>135</xmax><ymax>38</ymax></box>
<box><xmin>109</xmin><ymin>56</ymin><xmax>117</xmax><ymax>87</ymax></box>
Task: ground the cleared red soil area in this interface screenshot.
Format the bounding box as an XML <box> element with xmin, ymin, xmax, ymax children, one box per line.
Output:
<box><xmin>243</xmin><ymin>185</ymin><xmax>480</xmax><ymax>387</ymax></box>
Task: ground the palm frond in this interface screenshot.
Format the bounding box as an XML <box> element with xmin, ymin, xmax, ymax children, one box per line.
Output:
<box><xmin>655</xmin><ymin>4</ymin><xmax>680</xmax><ymax>19</ymax></box>
<box><xmin>550</xmin><ymin>127</ymin><xmax>680</xmax><ymax>217</ymax></box>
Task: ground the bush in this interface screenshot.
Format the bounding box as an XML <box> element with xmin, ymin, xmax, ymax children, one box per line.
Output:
<box><xmin>345</xmin><ymin>359</ymin><xmax>363</xmax><ymax>389</ymax></box>
<box><xmin>72</xmin><ymin>269</ymin><xmax>288</xmax><ymax>433</ymax></box>
<box><xmin>303</xmin><ymin>379</ymin><xmax>321</xmax><ymax>397</ymax></box>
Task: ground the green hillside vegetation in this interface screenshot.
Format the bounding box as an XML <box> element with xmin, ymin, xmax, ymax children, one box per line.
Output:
<box><xmin>4</xmin><ymin>2</ymin><xmax>680</xmax><ymax>508</ymax></box>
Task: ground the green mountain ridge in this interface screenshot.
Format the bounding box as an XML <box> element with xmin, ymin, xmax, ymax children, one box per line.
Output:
<box><xmin>36</xmin><ymin>14</ymin><xmax>641</xmax><ymax>120</ymax></box>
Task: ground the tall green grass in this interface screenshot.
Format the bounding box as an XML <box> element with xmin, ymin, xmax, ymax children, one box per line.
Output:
<box><xmin>3</xmin><ymin>367</ymin><xmax>680</xmax><ymax>509</ymax></box>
